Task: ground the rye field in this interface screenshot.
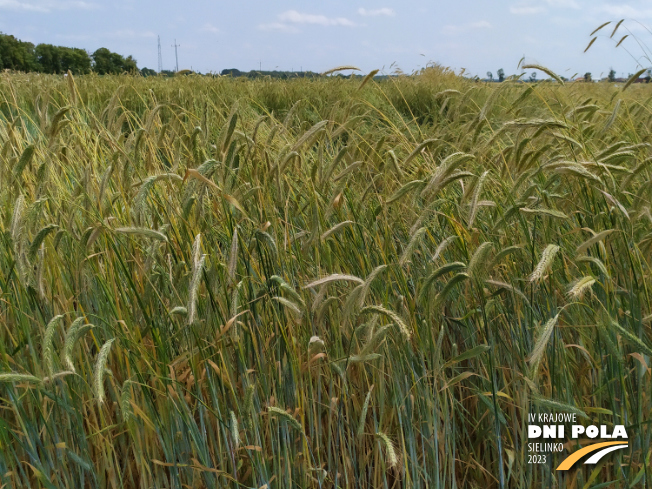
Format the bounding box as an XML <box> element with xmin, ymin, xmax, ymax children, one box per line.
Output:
<box><xmin>0</xmin><ymin>68</ymin><xmax>651</xmax><ymax>488</ymax></box>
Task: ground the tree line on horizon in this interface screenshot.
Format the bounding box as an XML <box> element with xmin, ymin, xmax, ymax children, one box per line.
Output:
<box><xmin>4</xmin><ymin>31</ymin><xmax>648</xmax><ymax>83</ymax></box>
<box><xmin>0</xmin><ymin>33</ymin><xmax>137</xmax><ymax>75</ymax></box>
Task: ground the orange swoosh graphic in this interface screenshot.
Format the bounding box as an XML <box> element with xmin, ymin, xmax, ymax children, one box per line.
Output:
<box><xmin>556</xmin><ymin>441</ymin><xmax>628</xmax><ymax>470</ymax></box>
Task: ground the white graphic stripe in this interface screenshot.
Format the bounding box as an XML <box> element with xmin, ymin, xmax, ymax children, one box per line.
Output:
<box><xmin>584</xmin><ymin>444</ymin><xmax>627</xmax><ymax>464</ymax></box>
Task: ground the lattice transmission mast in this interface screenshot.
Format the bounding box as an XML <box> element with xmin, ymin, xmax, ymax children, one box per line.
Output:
<box><xmin>157</xmin><ymin>36</ymin><xmax>163</xmax><ymax>73</ymax></box>
<box><xmin>172</xmin><ymin>40</ymin><xmax>180</xmax><ymax>72</ymax></box>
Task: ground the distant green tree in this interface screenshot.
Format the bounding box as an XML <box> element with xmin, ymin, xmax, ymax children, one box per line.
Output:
<box><xmin>34</xmin><ymin>45</ymin><xmax>89</xmax><ymax>74</ymax></box>
<box><xmin>60</xmin><ymin>47</ymin><xmax>91</xmax><ymax>74</ymax></box>
<box><xmin>584</xmin><ymin>72</ymin><xmax>592</xmax><ymax>82</ymax></box>
<box><xmin>91</xmin><ymin>48</ymin><xmax>113</xmax><ymax>74</ymax></box>
<box><xmin>497</xmin><ymin>68</ymin><xmax>505</xmax><ymax>82</ymax></box>
<box><xmin>92</xmin><ymin>48</ymin><xmax>138</xmax><ymax>74</ymax></box>
<box><xmin>140</xmin><ymin>67</ymin><xmax>157</xmax><ymax>77</ymax></box>
<box><xmin>123</xmin><ymin>55</ymin><xmax>138</xmax><ymax>72</ymax></box>
<box><xmin>608</xmin><ymin>68</ymin><xmax>616</xmax><ymax>82</ymax></box>
<box><xmin>0</xmin><ymin>33</ymin><xmax>38</xmax><ymax>71</ymax></box>
<box><xmin>35</xmin><ymin>44</ymin><xmax>60</xmax><ymax>73</ymax></box>
<box><xmin>221</xmin><ymin>68</ymin><xmax>243</xmax><ymax>77</ymax></box>
<box><xmin>0</xmin><ymin>33</ymin><xmax>130</xmax><ymax>74</ymax></box>
<box><xmin>486</xmin><ymin>71</ymin><xmax>493</xmax><ymax>81</ymax></box>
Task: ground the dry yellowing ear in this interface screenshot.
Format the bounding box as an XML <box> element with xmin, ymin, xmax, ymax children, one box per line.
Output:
<box><xmin>333</xmin><ymin>192</ymin><xmax>343</xmax><ymax>208</ymax></box>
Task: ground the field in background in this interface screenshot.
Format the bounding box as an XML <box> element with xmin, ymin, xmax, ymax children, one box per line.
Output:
<box><xmin>1</xmin><ymin>69</ymin><xmax>651</xmax><ymax>488</ymax></box>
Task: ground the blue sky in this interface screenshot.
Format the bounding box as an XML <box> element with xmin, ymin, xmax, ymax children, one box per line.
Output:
<box><xmin>1</xmin><ymin>0</ymin><xmax>651</xmax><ymax>78</ymax></box>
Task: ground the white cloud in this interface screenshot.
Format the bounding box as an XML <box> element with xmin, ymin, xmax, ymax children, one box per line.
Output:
<box><xmin>0</xmin><ymin>0</ymin><xmax>96</xmax><ymax>12</ymax></box>
<box><xmin>278</xmin><ymin>10</ymin><xmax>356</xmax><ymax>27</ymax></box>
<box><xmin>358</xmin><ymin>7</ymin><xmax>395</xmax><ymax>17</ymax></box>
<box><xmin>0</xmin><ymin>0</ymin><xmax>47</xmax><ymax>11</ymax></box>
<box><xmin>510</xmin><ymin>5</ymin><xmax>546</xmax><ymax>15</ymax></box>
<box><xmin>442</xmin><ymin>20</ymin><xmax>491</xmax><ymax>34</ymax></box>
<box><xmin>200</xmin><ymin>23</ymin><xmax>219</xmax><ymax>34</ymax></box>
<box><xmin>597</xmin><ymin>4</ymin><xmax>652</xmax><ymax>19</ymax></box>
<box><xmin>545</xmin><ymin>0</ymin><xmax>579</xmax><ymax>9</ymax></box>
<box><xmin>258</xmin><ymin>22</ymin><xmax>300</xmax><ymax>33</ymax></box>
<box><xmin>56</xmin><ymin>33</ymin><xmax>92</xmax><ymax>41</ymax></box>
<box><xmin>108</xmin><ymin>29</ymin><xmax>156</xmax><ymax>39</ymax></box>
<box><xmin>259</xmin><ymin>10</ymin><xmax>356</xmax><ymax>32</ymax></box>
<box><xmin>510</xmin><ymin>0</ymin><xmax>578</xmax><ymax>16</ymax></box>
